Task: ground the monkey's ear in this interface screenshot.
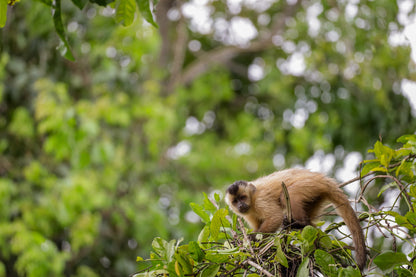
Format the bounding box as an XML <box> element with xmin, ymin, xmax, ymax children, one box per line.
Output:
<box><xmin>248</xmin><ymin>183</ymin><xmax>256</xmax><ymax>193</ymax></box>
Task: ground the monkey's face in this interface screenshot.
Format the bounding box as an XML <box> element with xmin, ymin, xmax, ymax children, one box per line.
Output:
<box><xmin>225</xmin><ymin>181</ymin><xmax>256</xmax><ymax>214</ymax></box>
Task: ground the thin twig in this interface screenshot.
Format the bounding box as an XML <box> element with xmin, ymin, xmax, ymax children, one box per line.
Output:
<box><xmin>238</xmin><ymin>217</ymin><xmax>255</xmax><ymax>256</ymax></box>
<box><xmin>388</xmin><ymin>153</ymin><xmax>416</xmax><ymax>168</ymax></box>
<box><xmin>362</xmin><ymin>174</ymin><xmax>413</xmax><ymax>212</ymax></box>
<box><xmin>258</xmin><ymin>239</ymin><xmax>275</xmax><ymax>256</ymax></box>
<box><xmin>339</xmin><ymin>171</ymin><xmax>374</xmax><ymax>188</ymax></box>
<box><xmin>246</xmin><ymin>260</ymin><xmax>274</xmax><ymax>277</ymax></box>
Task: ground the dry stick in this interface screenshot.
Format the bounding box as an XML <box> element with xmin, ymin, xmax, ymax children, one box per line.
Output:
<box><xmin>259</xmin><ymin>239</ymin><xmax>275</xmax><ymax>256</ymax></box>
<box><xmin>238</xmin><ymin>217</ymin><xmax>255</xmax><ymax>256</ymax></box>
<box><xmin>281</xmin><ymin>181</ymin><xmax>292</xmax><ymax>227</ymax></box>
<box><xmin>246</xmin><ymin>260</ymin><xmax>274</xmax><ymax>277</ymax></box>
<box><xmin>339</xmin><ymin>171</ymin><xmax>374</xmax><ymax>189</ymax></box>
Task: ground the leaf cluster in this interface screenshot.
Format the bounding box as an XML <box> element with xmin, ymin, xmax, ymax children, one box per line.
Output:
<box><xmin>134</xmin><ymin>194</ymin><xmax>361</xmax><ymax>277</ymax></box>
<box><xmin>359</xmin><ymin>135</ymin><xmax>416</xmax><ymax>276</ymax></box>
<box><xmin>0</xmin><ymin>0</ymin><xmax>156</xmax><ymax>59</ymax></box>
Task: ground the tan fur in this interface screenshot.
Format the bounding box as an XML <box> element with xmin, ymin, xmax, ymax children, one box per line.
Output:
<box><xmin>225</xmin><ymin>168</ymin><xmax>366</xmax><ymax>271</ymax></box>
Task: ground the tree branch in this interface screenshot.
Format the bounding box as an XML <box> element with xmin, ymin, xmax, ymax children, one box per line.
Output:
<box><xmin>177</xmin><ymin>1</ymin><xmax>302</xmax><ymax>87</ymax></box>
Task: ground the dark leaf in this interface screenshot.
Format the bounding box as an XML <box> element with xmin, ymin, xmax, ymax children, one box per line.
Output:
<box><xmin>135</xmin><ymin>0</ymin><xmax>157</xmax><ymax>27</ymax></box>
<box><xmin>89</xmin><ymin>0</ymin><xmax>114</xmax><ymax>6</ymax></box>
<box><xmin>115</xmin><ymin>0</ymin><xmax>136</xmax><ymax>26</ymax></box>
<box><xmin>70</xmin><ymin>0</ymin><xmax>88</xmax><ymax>9</ymax></box>
<box><xmin>52</xmin><ymin>0</ymin><xmax>75</xmax><ymax>61</ymax></box>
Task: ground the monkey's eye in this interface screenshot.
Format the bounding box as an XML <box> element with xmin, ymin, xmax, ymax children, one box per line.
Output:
<box><xmin>232</xmin><ymin>199</ymin><xmax>238</xmax><ymax>204</ymax></box>
<box><xmin>240</xmin><ymin>195</ymin><xmax>247</xmax><ymax>201</ymax></box>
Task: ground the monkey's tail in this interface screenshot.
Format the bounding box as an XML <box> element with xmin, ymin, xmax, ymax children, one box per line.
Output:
<box><xmin>328</xmin><ymin>188</ymin><xmax>366</xmax><ymax>271</ymax></box>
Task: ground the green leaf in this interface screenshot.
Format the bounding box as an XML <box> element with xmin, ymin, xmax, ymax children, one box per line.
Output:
<box><xmin>214</xmin><ymin>193</ymin><xmax>221</xmax><ymax>203</ymax></box>
<box><xmin>198</xmin><ymin>264</ymin><xmax>220</xmax><ymax>277</ymax></box>
<box><xmin>151</xmin><ymin>237</ymin><xmax>176</xmax><ymax>262</ymax></box>
<box><xmin>136</xmin><ymin>260</ymin><xmax>155</xmax><ymax>272</ymax></box>
<box><xmin>396</xmin><ymin>160</ymin><xmax>414</xmax><ymax>179</ymax></box>
<box><xmin>300</xmin><ymin>226</ymin><xmax>318</xmax><ymax>255</ymax></box>
<box><xmin>395</xmin><ymin>268</ymin><xmax>413</xmax><ymax>277</ymax></box>
<box><xmin>52</xmin><ymin>0</ymin><xmax>75</xmax><ymax>61</ymax></box>
<box><xmin>189</xmin><ymin>241</ymin><xmax>205</xmax><ymax>262</ymax></box>
<box><xmin>204</xmin><ymin>250</ymin><xmax>232</xmax><ymax>263</ymax></box>
<box><xmin>369</xmin><ymin>166</ymin><xmax>387</xmax><ymax>173</ymax></box>
<box><xmin>374</xmin><ymin>251</ymin><xmax>408</xmax><ymax>273</ymax></box>
<box><xmin>0</xmin><ymin>0</ymin><xmax>7</xmax><ymax>28</ymax></box>
<box><xmin>203</xmin><ymin>192</ymin><xmax>217</xmax><ymax>212</ymax></box>
<box><xmin>190</xmin><ymin>203</ymin><xmax>210</xmax><ymax>223</ymax></box>
<box><xmin>198</xmin><ymin>226</ymin><xmax>210</xmax><ymax>244</ymax></box>
<box><xmin>397</xmin><ymin>134</ymin><xmax>416</xmax><ymax>144</ymax></box>
<box><xmin>394</xmin><ymin>148</ymin><xmax>412</xmax><ymax>159</ymax></box>
<box><xmin>338</xmin><ymin>266</ymin><xmax>362</xmax><ymax>277</ymax></box>
<box><xmin>135</xmin><ymin>0</ymin><xmax>157</xmax><ymax>27</ymax></box>
<box><xmin>372</xmin><ymin>141</ymin><xmax>394</xmax><ymax>167</ymax></box>
<box><xmin>296</xmin><ymin>257</ymin><xmax>310</xmax><ymax>277</ymax></box>
<box><xmin>314</xmin><ymin>249</ymin><xmax>337</xmax><ymax>277</ymax></box>
<box><xmin>317</xmin><ymin>232</ymin><xmax>332</xmax><ymax>250</ymax></box>
<box><xmin>174</xmin><ymin>251</ymin><xmax>193</xmax><ymax>275</ymax></box>
<box><xmin>360</xmin><ymin>161</ymin><xmax>379</xmax><ymax>176</ymax></box>
<box><xmin>301</xmin><ymin>225</ymin><xmax>318</xmax><ymax>244</ymax></box>
<box><xmin>116</xmin><ymin>0</ymin><xmax>136</xmax><ymax>26</ymax></box>
<box><xmin>210</xmin><ymin>208</ymin><xmax>228</xmax><ymax>241</ymax></box>
<box><xmin>410</xmin><ymin>185</ymin><xmax>416</xmax><ymax>198</ymax></box>
<box><xmin>274</xmin><ymin>238</ymin><xmax>288</xmax><ymax>268</ymax></box>
<box><xmin>377</xmin><ymin>182</ymin><xmax>396</xmax><ymax>197</ymax></box>
<box><xmin>405</xmin><ymin>211</ymin><xmax>416</xmax><ymax>226</ymax></box>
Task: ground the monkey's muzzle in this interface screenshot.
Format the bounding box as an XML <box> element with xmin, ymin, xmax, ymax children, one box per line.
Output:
<box><xmin>238</xmin><ymin>203</ymin><xmax>250</xmax><ymax>213</ymax></box>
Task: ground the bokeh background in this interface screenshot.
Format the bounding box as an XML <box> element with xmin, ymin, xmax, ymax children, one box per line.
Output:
<box><xmin>1</xmin><ymin>0</ymin><xmax>416</xmax><ymax>276</ymax></box>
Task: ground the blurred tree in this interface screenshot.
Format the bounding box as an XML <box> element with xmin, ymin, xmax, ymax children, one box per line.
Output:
<box><xmin>0</xmin><ymin>0</ymin><xmax>415</xmax><ymax>276</ymax></box>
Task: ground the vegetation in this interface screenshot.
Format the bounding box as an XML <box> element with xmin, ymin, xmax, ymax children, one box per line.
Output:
<box><xmin>135</xmin><ymin>135</ymin><xmax>416</xmax><ymax>276</ymax></box>
<box><xmin>0</xmin><ymin>0</ymin><xmax>415</xmax><ymax>276</ymax></box>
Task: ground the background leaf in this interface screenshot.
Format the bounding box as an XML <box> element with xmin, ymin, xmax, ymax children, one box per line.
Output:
<box><xmin>52</xmin><ymin>0</ymin><xmax>74</xmax><ymax>60</ymax></box>
<box><xmin>0</xmin><ymin>0</ymin><xmax>6</xmax><ymax>28</ymax></box>
<box><xmin>374</xmin><ymin>251</ymin><xmax>408</xmax><ymax>273</ymax></box>
<box><xmin>116</xmin><ymin>0</ymin><xmax>136</xmax><ymax>26</ymax></box>
<box><xmin>135</xmin><ymin>0</ymin><xmax>157</xmax><ymax>27</ymax></box>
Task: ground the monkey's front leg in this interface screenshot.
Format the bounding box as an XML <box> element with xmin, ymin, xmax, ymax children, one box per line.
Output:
<box><xmin>249</xmin><ymin>218</ymin><xmax>282</xmax><ymax>241</ymax></box>
<box><xmin>256</xmin><ymin>214</ymin><xmax>283</xmax><ymax>233</ymax></box>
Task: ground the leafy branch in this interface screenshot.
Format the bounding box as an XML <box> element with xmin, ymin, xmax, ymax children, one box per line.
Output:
<box><xmin>133</xmin><ymin>134</ymin><xmax>416</xmax><ymax>276</ymax></box>
<box><xmin>0</xmin><ymin>0</ymin><xmax>157</xmax><ymax>58</ymax></box>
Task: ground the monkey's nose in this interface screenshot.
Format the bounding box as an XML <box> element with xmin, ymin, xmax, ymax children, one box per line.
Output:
<box><xmin>239</xmin><ymin>205</ymin><xmax>249</xmax><ymax>213</ymax></box>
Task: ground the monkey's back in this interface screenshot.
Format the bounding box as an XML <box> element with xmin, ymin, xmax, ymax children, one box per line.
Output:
<box><xmin>251</xmin><ymin>168</ymin><xmax>345</xmax><ymax>221</ymax></box>
<box><xmin>252</xmin><ymin>168</ymin><xmax>337</xmax><ymax>189</ymax></box>
<box><xmin>237</xmin><ymin>168</ymin><xmax>366</xmax><ymax>269</ymax></box>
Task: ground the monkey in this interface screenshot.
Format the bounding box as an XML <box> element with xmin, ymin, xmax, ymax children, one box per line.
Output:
<box><xmin>225</xmin><ymin>168</ymin><xmax>366</xmax><ymax>271</ymax></box>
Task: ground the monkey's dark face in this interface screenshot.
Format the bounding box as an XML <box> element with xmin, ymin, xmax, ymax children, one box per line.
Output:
<box><xmin>226</xmin><ymin>181</ymin><xmax>256</xmax><ymax>214</ymax></box>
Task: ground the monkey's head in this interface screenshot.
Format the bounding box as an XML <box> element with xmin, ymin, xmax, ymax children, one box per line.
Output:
<box><xmin>225</xmin><ymin>180</ymin><xmax>256</xmax><ymax>214</ymax></box>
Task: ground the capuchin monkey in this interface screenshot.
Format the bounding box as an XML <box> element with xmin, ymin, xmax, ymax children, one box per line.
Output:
<box><xmin>225</xmin><ymin>168</ymin><xmax>366</xmax><ymax>271</ymax></box>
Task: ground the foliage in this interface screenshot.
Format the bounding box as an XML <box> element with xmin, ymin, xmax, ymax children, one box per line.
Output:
<box><xmin>135</xmin><ymin>209</ymin><xmax>361</xmax><ymax>277</ymax></box>
<box><xmin>0</xmin><ymin>0</ymin><xmax>156</xmax><ymax>59</ymax></box>
<box><xmin>359</xmin><ymin>135</ymin><xmax>416</xmax><ymax>275</ymax></box>
<box><xmin>1</xmin><ymin>0</ymin><xmax>416</xmax><ymax>276</ymax></box>
<box><xmin>135</xmin><ymin>135</ymin><xmax>416</xmax><ymax>276</ymax></box>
